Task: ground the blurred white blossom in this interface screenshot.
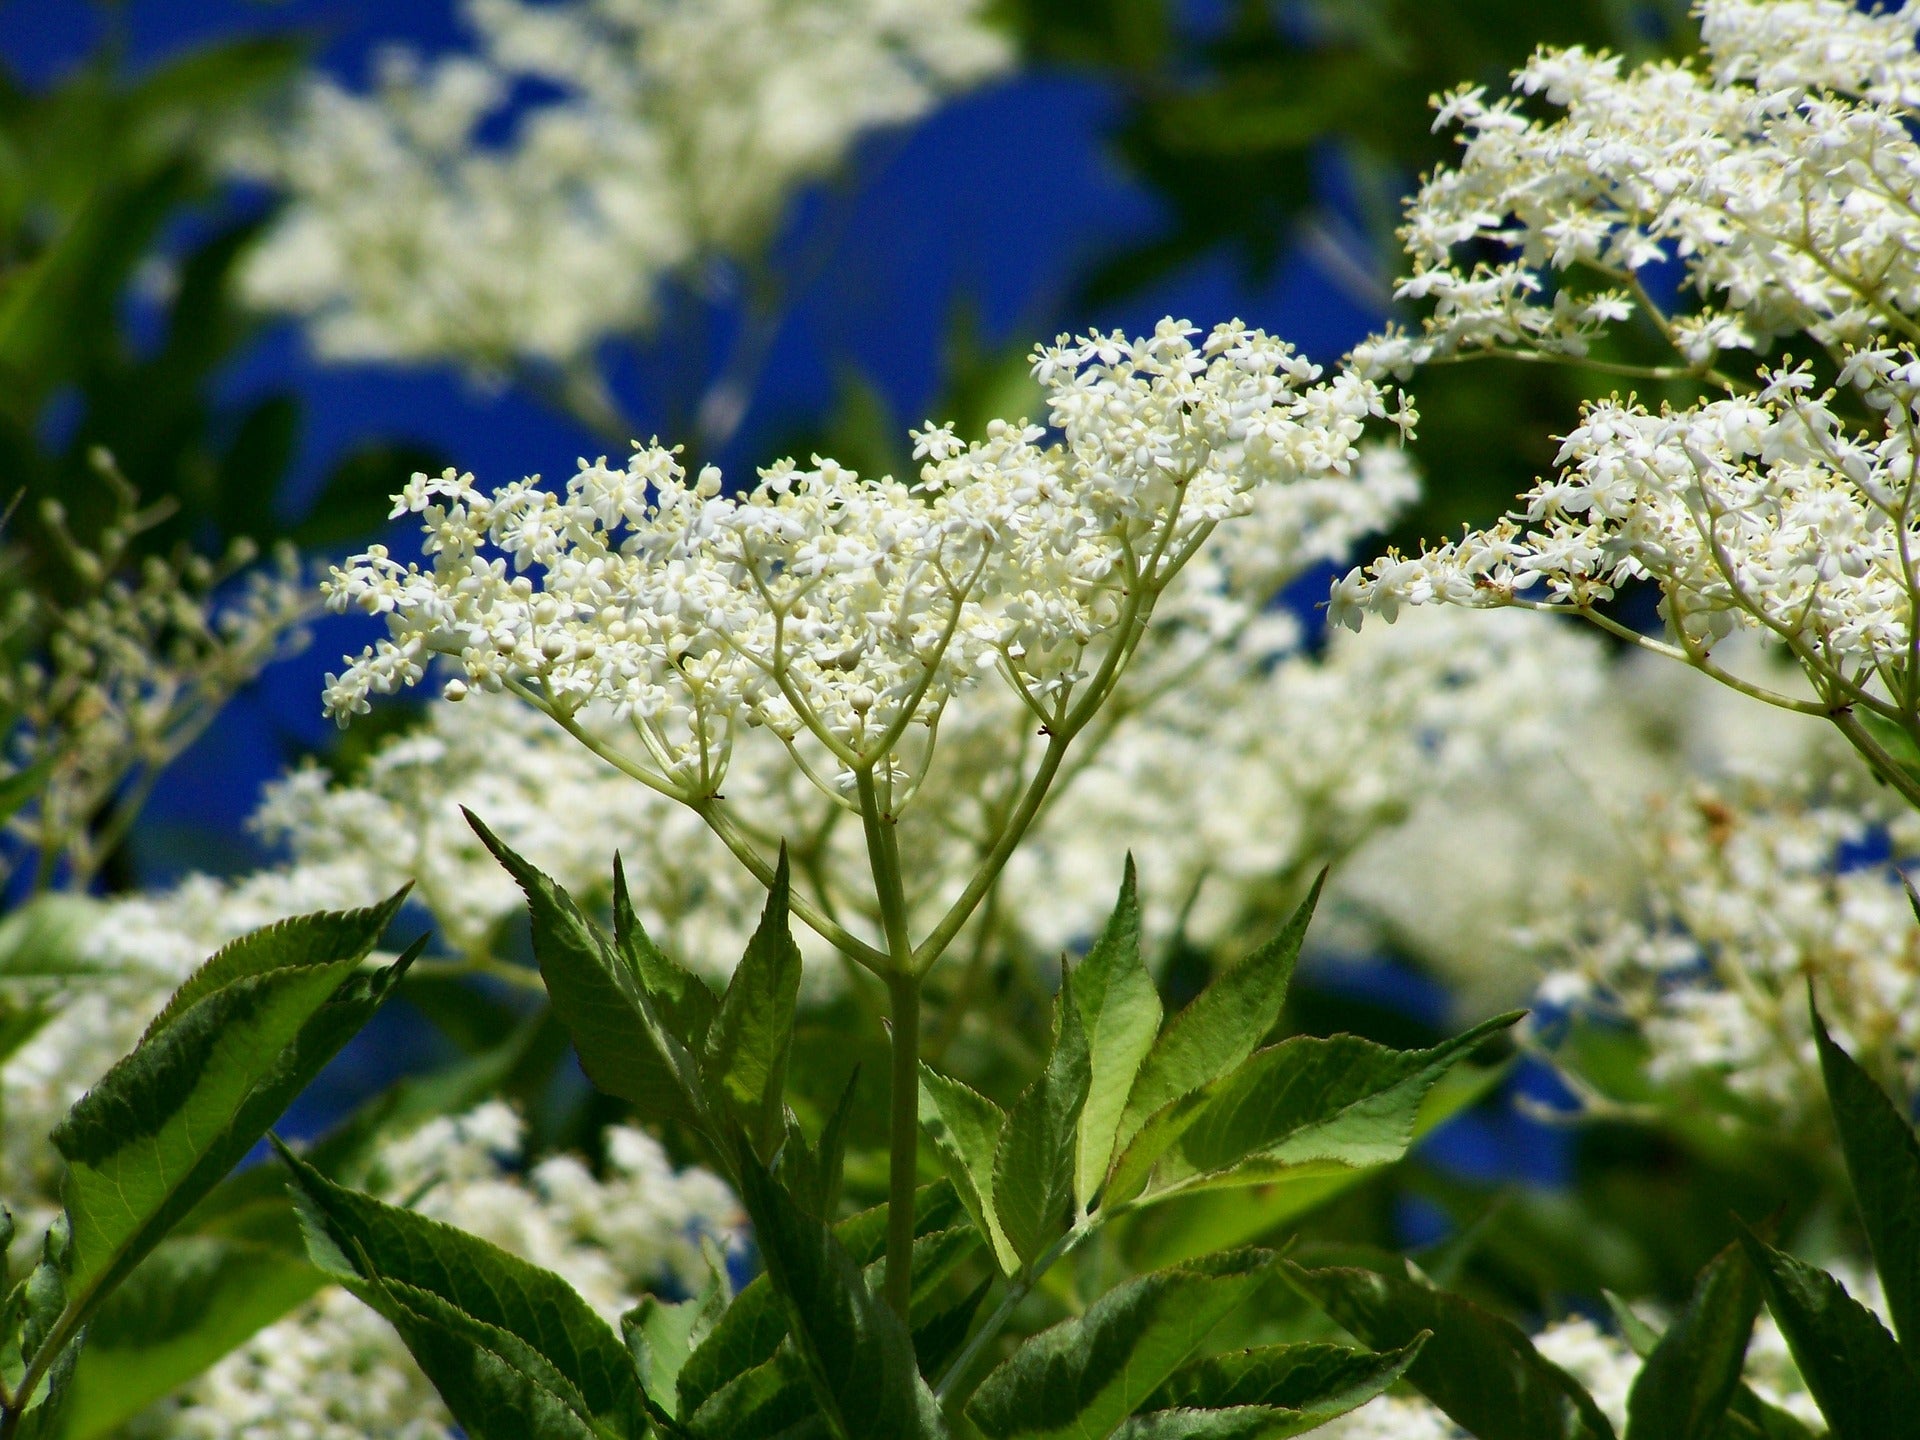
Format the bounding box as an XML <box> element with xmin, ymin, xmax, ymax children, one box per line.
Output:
<box><xmin>230</xmin><ymin>0</ymin><xmax>1012</xmax><ymax>371</ymax></box>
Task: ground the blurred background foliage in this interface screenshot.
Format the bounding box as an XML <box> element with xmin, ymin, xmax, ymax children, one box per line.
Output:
<box><xmin>0</xmin><ymin>0</ymin><xmax>1822</xmax><ymax>1387</ymax></box>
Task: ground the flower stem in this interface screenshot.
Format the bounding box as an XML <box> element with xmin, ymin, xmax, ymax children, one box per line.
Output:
<box><xmin>885</xmin><ymin>967</ymin><xmax>921</xmax><ymax>1321</ymax></box>
<box><xmin>856</xmin><ymin>766</ymin><xmax>924</xmax><ymax>1321</ymax></box>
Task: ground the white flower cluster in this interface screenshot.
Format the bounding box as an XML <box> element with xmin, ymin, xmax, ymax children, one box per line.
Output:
<box><xmin>229</xmin><ymin>0</ymin><xmax>1011</xmax><ymax>369</ymax></box>
<box><xmin>1332</xmin><ymin>361</ymin><xmax>1920</xmax><ymax>699</ymax></box>
<box><xmin>323</xmin><ymin>322</ymin><xmax>1404</xmax><ymax>811</ymax></box>
<box><xmin>1332</xmin><ymin>0</ymin><xmax>1920</xmax><ymax>798</ymax></box>
<box><xmin>138</xmin><ymin>1103</ymin><xmax>737</xmax><ymax>1440</ymax></box>
<box><xmin>1362</xmin><ymin>0</ymin><xmax>1920</xmax><ymax>376</ymax></box>
<box><xmin>1529</xmin><ymin>767</ymin><xmax>1920</xmax><ymax>1122</ymax></box>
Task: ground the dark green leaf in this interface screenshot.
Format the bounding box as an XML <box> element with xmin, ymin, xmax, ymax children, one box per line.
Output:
<box><xmin>470</xmin><ymin>812</ymin><xmax>709</xmax><ymax>1128</ymax></box>
<box><xmin>1146</xmin><ymin>1337</ymin><xmax>1425</xmax><ymax>1416</ymax></box>
<box><xmin>614</xmin><ymin>854</ymin><xmax>718</xmax><ymax>1045</ymax></box>
<box><xmin>280</xmin><ymin>1142</ymin><xmax>644</xmax><ymax>1437</ymax></box>
<box><xmin>1625</xmin><ymin>1242</ymin><xmax>1760</xmax><ymax>1440</ymax></box>
<box><xmin>781</xmin><ymin>1068</ymin><xmax>860</xmax><ymax>1222</ymax></box>
<box><xmin>969</xmin><ymin>1249</ymin><xmax>1274</xmax><ymax>1440</ymax></box>
<box><xmin>1285</xmin><ymin>1261</ymin><xmax>1616</xmax><ymax>1440</ymax></box>
<box><xmin>685</xmin><ymin>1345</ymin><xmax>824</xmax><ymax>1440</ymax></box>
<box><xmin>703</xmin><ymin>850</ymin><xmax>802</xmax><ymax>1160</ymax></box>
<box><xmin>735</xmin><ymin>1150</ymin><xmax>946</xmax><ymax>1439</ymax></box>
<box><xmin>1074</xmin><ymin>857</ymin><xmax>1164</xmax><ymax>1208</ymax></box>
<box><xmin>913</xmin><ymin>1276</ymin><xmax>993</xmax><ymax>1382</ymax></box>
<box><xmin>677</xmin><ymin>1183</ymin><xmax>962</xmax><ymax>1419</ymax></box>
<box><xmin>61</xmin><ymin>1236</ymin><xmax>322</xmax><ymax>1440</ymax></box>
<box><xmin>1737</xmin><ymin>1228</ymin><xmax>1920</xmax><ymax>1440</ymax></box>
<box><xmin>992</xmin><ymin>971</ymin><xmax>1091</xmax><ymax>1267</ymax></box>
<box><xmin>1812</xmin><ymin>1003</ymin><xmax>1920</xmax><ymax>1354</ymax></box>
<box><xmin>1115</xmin><ymin>873</ymin><xmax>1323</xmax><ymax>1160</ymax></box>
<box><xmin>51</xmin><ymin>900</ymin><xmax>417</xmax><ymax>1332</ymax></box>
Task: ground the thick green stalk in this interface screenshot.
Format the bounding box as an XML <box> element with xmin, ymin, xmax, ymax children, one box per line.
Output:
<box><xmin>857</xmin><ymin>767</ymin><xmax>924</xmax><ymax>1321</ymax></box>
<box><xmin>884</xmin><ymin>968</ymin><xmax>921</xmax><ymax>1321</ymax></box>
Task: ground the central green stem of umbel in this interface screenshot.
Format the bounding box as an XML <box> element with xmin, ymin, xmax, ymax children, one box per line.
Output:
<box><xmin>856</xmin><ymin>767</ymin><xmax>923</xmax><ymax>1320</ymax></box>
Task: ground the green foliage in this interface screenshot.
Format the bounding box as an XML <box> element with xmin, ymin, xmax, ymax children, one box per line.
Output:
<box><xmin>1623</xmin><ymin>1242</ymin><xmax>1761</xmax><ymax>1440</ymax></box>
<box><xmin>967</xmin><ymin>1250</ymin><xmax>1275</xmax><ymax>1440</ymax></box>
<box><xmin>991</xmin><ymin>972</ymin><xmax>1090</xmax><ymax>1267</ymax></box>
<box><xmin>52</xmin><ymin>891</ymin><xmax>418</xmax><ymax>1327</ymax></box>
<box><xmin>735</xmin><ymin>1150</ymin><xmax>947</xmax><ymax>1440</ymax></box>
<box><xmin>281</xmin><ymin>1141</ymin><xmax>649</xmax><ymax>1440</ymax></box>
<box><xmin>1072</xmin><ymin>856</ymin><xmax>1162</xmax><ymax>1208</ymax></box>
<box><xmin>1812</xmin><ymin>1006</ymin><xmax>1920</xmax><ymax>1353</ymax></box>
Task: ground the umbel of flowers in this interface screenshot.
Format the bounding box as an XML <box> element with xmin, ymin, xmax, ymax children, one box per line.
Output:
<box><xmin>325</xmin><ymin>319</ymin><xmax>1402</xmax><ymax>969</ymax></box>
<box><xmin>1331</xmin><ymin>0</ymin><xmax>1920</xmax><ymax>808</ymax></box>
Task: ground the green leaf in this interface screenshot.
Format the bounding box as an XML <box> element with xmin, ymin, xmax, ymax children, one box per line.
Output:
<box><xmin>992</xmin><ymin>970</ymin><xmax>1091</xmax><ymax>1267</ymax></box>
<box><xmin>1737</xmin><ymin>1227</ymin><xmax>1920</xmax><ymax>1440</ymax></box>
<box><xmin>280</xmin><ymin>1142</ymin><xmax>646</xmax><ymax>1438</ymax></box>
<box><xmin>624</xmin><ymin>1259</ymin><xmax>730</xmax><ymax>1421</ymax></box>
<box><xmin>919</xmin><ymin>1067</ymin><xmax>1017</xmax><ymax>1274</ymax></box>
<box><xmin>1812</xmin><ymin>1002</ymin><xmax>1920</xmax><ymax>1355</ymax></box>
<box><xmin>968</xmin><ymin>1248</ymin><xmax>1274</xmax><ymax>1440</ymax></box>
<box><xmin>1073</xmin><ymin>857</ymin><xmax>1163</xmax><ymax>1209</ymax></box>
<box><xmin>703</xmin><ymin>850</ymin><xmax>803</xmax><ymax>1161</ymax></box>
<box><xmin>735</xmin><ymin>1150</ymin><xmax>946</xmax><ymax>1440</ymax></box>
<box><xmin>50</xmin><ymin>896</ymin><xmax>417</xmax><ymax>1333</ymax></box>
<box><xmin>677</xmin><ymin>1183</ymin><xmax>963</xmax><ymax>1419</ymax></box>
<box><xmin>614</xmin><ymin>854</ymin><xmax>718</xmax><ymax>1046</ymax></box>
<box><xmin>0</xmin><ymin>754</ymin><xmax>52</xmax><ymax>826</ymax></box>
<box><xmin>1114</xmin><ymin>873</ymin><xmax>1323</xmax><ymax>1161</ymax></box>
<box><xmin>781</xmin><ymin>1068</ymin><xmax>860</xmax><ymax>1222</ymax></box>
<box><xmin>1111</xmin><ymin>1014</ymin><xmax>1519</xmax><ymax>1207</ymax></box>
<box><xmin>1105</xmin><ymin>1409</ymin><xmax>1326</xmax><ymax>1440</ymax></box>
<box><xmin>1117</xmin><ymin>1056</ymin><xmax>1514</xmax><ymax>1270</ymax></box>
<box><xmin>684</xmin><ymin>1345</ymin><xmax>823</xmax><ymax>1440</ymax></box>
<box><xmin>1284</xmin><ymin>1261</ymin><xmax>1616</xmax><ymax>1440</ymax></box>
<box><xmin>1145</xmin><ymin>1337</ymin><xmax>1426</xmax><ymax>1416</ymax></box>
<box><xmin>470</xmin><ymin>812</ymin><xmax>710</xmax><ymax>1128</ymax></box>
<box><xmin>1624</xmin><ymin>1242</ymin><xmax>1760</xmax><ymax>1440</ymax></box>
<box><xmin>61</xmin><ymin>1235</ymin><xmax>322</xmax><ymax>1440</ymax></box>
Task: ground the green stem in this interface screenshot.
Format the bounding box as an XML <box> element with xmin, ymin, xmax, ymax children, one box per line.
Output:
<box><xmin>934</xmin><ymin>1221</ymin><xmax>1098</xmax><ymax>1407</ymax></box>
<box><xmin>885</xmin><ymin>968</ymin><xmax>921</xmax><ymax>1322</ymax></box>
<box><xmin>855</xmin><ymin>767</ymin><xmax>924</xmax><ymax>1322</ymax></box>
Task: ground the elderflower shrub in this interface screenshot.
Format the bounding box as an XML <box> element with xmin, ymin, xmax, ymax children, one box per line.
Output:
<box><xmin>1328</xmin><ymin>0</ymin><xmax>1920</xmax><ymax>806</ymax></box>
<box><xmin>135</xmin><ymin>1103</ymin><xmax>737</xmax><ymax>1440</ymax></box>
<box><xmin>228</xmin><ymin>0</ymin><xmax>1011</xmax><ymax>372</ymax></box>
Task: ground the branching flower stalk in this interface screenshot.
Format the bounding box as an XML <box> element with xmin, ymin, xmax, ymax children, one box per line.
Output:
<box><xmin>322</xmin><ymin>317</ymin><xmax>1404</xmax><ymax>1312</ymax></box>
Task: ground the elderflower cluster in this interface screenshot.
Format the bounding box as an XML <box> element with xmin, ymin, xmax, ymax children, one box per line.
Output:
<box><xmin>136</xmin><ymin>1103</ymin><xmax>738</xmax><ymax>1440</ymax></box>
<box><xmin>322</xmin><ymin>321</ymin><xmax>1403</xmax><ymax>809</ymax></box>
<box><xmin>1332</xmin><ymin>361</ymin><xmax>1920</xmax><ymax>691</ymax></box>
<box><xmin>1362</xmin><ymin>0</ymin><xmax>1920</xmax><ymax>377</ymax></box>
<box><xmin>1529</xmin><ymin>768</ymin><xmax>1920</xmax><ymax>1124</ymax></box>
<box><xmin>1334</xmin><ymin>1</ymin><xmax>1920</xmax><ymax>783</ymax></box>
<box><xmin>229</xmin><ymin>0</ymin><xmax>1011</xmax><ymax>369</ymax></box>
